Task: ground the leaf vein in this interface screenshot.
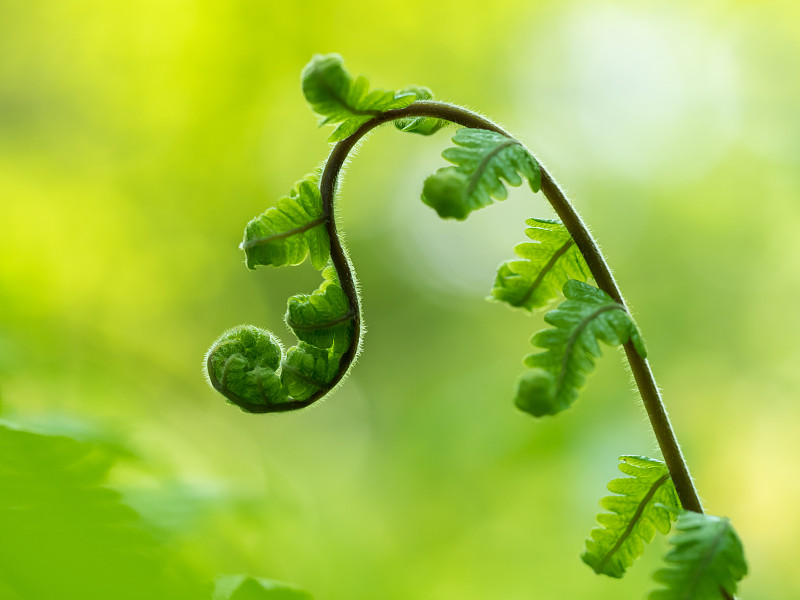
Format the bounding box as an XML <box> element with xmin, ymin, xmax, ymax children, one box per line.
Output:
<box><xmin>554</xmin><ymin>303</ymin><xmax>625</xmax><ymax>399</ymax></box>
<box><xmin>465</xmin><ymin>139</ymin><xmax>522</xmax><ymax>198</ymax></box>
<box><xmin>516</xmin><ymin>239</ymin><xmax>574</xmax><ymax>307</ymax></box>
<box><xmin>596</xmin><ymin>473</ymin><xmax>671</xmax><ymax>572</ymax></box>
<box><xmin>240</xmin><ymin>216</ymin><xmax>326</xmax><ymax>250</ymax></box>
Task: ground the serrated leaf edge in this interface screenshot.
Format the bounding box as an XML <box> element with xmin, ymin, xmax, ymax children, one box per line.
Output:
<box><xmin>593</xmin><ymin>472</ymin><xmax>672</xmax><ymax>574</ymax></box>
<box><xmin>552</xmin><ymin>302</ymin><xmax>626</xmax><ymax>400</ymax></box>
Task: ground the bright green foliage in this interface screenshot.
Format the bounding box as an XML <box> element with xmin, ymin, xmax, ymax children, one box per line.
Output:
<box><xmin>213</xmin><ymin>575</ymin><xmax>313</xmax><ymax>600</ymax></box>
<box><xmin>515</xmin><ymin>280</ymin><xmax>646</xmax><ymax>417</ymax></box>
<box><xmin>241</xmin><ymin>175</ymin><xmax>329</xmax><ymax>271</ymax></box>
<box><xmin>206</xmin><ymin>326</ymin><xmax>290</xmax><ymax>412</ymax></box>
<box><xmin>286</xmin><ymin>266</ymin><xmax>354</xmax><ymax>355</ymax></box>
<box><xmin>0</xmin><ymin>422</ymin><xmax>199</xmax><ymax>600</ymax></box>
<box><xmin>582</xmin><ymin>456</ymin><xmax>680</xmax><ymax>578</ymax></box>
<box><xmin>281</xmin><ymin>342</ymin><xmax>342</xmax><ymax>401</ymax></box>
<box><xmin>206</xmin><ymin>266</ymin><xmax>354</xmax><ymax>409</ymax></box>
<box><xmin>650</xmin><ymin>512</ymin><xmax>748</xmax><ymax>599</ymax></box>
<box><xmin>393</xmin><ymin>85</ymin><xmax>447</xmax><ymax>136</ymax></box>
<box><xmin>491</xmin><ymin>218</ymin><xmax>589</xmax><ymax>310</ymax></box>
<box><xmin>422</xmin><ymin>128</ymin><xmax>540</xmax><ymax>220</ymax></box>
<box><xmin>202</xmin><ymin>54</ymin><xmax>750</xmax><ymax>600</ymax></box>
<box><xmin>280</xmin><ymin>268</ymin><xmax>353</xmax><ymax>400</ymax></box>
<box><xmin>302</xmin><ymin>54</ymin><xmax>421</xmax><ymax>142</ymax></box>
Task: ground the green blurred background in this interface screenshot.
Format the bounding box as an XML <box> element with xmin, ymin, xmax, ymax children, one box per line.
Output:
<box><xmin>1</xmin><ymin>0</ymin><xmax>799</xmax><ymax>598</ymax></box>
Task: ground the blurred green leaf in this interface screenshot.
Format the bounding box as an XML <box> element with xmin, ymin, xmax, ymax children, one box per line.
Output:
<box><xmin>213</xmin><ymin>575</ymin><xmax>313</xmax><ymax>600</ymax></box>
<box><xmin>650</xmin><ymin>511</ymin><xmax>747</xmax><ymax>599</ymax></box>
<box><xmin>0</xmin><ymin>421</ymin><xmax>198</xmax><ymax>600</ymax></box>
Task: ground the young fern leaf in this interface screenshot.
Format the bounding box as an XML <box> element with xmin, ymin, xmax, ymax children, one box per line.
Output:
<box><xmin>286</xmin><ymin>266</ymin><xmax>354</xmax><ymax>355</ymax></box>
<box><xmin>302</xmin><ymin>54</ymin><xmax>443</xmax><ymax>142</ymax></box>
<box><xmin>582</xmin><ymin>455</ymin><xmax>680</xmax><ymax>578</ymax></box>
<box><xmin>651</xmin><ymin>512</ymin><xmax>748</xmax><ymax>600</ymax></box>
<box><xmin>422</xmin><ymin>128</ymin><xmax>541</xmax><ymax>220</ymax></box>
<box><xmin>240</xmin><ymin>175</ymin><xmax>330</xmax><ymax>270</ymax></box>
<box><xmin>491</xmin><ymin>218</ymin><xmax>590</xmax><ymax>310</ymax></box>
<box><xmin>393</xmin><ymin>86</ymin><xmax>447</xmax><ymax>136</ymax></box>
<box><xmin>206</xmin><ymin>266</ymin><xmax>355</xmax><ymax>412</ymax></box>
<box><xmin>281</xmin><ymin>342</ymin><xmax>342</xmax><ymax>401</ymax></box>
<box><xmin>515</xmin><ymin>280</ymin><xmax>646</xmax><ymax>417</ymax></box>
<box><xmin>206</xmin><ymin>326</ymin><xmax>290</xmax><ymax>412</ymax></box>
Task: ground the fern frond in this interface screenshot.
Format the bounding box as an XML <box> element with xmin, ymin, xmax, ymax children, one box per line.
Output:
<box><xmin>206</xmin><ymin>326</ymin><xmax>290</xmax><ymax>412</ymax></box>
<box><xmin>491</xmin><ymin>218</ymin><xmax>590</xmax><ymax>310</ymax></box>
<box><xmin>393</xmin><ymin>86</ymin><xmax>447</xmax><ymax>136</ymax></box>
<box><xmin>241</xmin><ymin>174</ymin><xmax>329</xmax><ymax>270</ymax></box>
<box><xmin>285</xmin><ymin>266</ymin><xmax>354</xmax><ymax>355</ymax></box>
<box><xmin>650</xmin><ymin>511</ymin><xmax>748</xmax><ymax>599</ymax></box>
<box><xmin>302</xmin><ymin>54</ymin><xmax>430</xmax><ymax>142</ymax></box>
<box><xmin>582</xmin><ymin>455</ymin><xmax>680</xmax><ymax>578</ymax></box>
<box><xmin>280</xmin><ymin>342</ymin><xmax>341</xmax><ymax>401</ymax></box>
<box><xmin>422</xmin><ymin>128</ymin><xmax>540</xmax><ymax>220</ymax></box>
<box><xmin>515</xmin><ymin>280</ymin><xmax>646</xmax><ymax>416</ymax></box>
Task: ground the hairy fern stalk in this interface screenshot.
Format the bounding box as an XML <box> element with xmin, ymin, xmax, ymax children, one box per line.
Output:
<box><xmin>205</xmin><ymin>54</ymin><xmax>748</xmax><ymax>599</ymax></box>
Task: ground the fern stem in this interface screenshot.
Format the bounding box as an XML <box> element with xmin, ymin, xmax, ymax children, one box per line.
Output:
<box><xmin>538</xmin><ymin>167</ymin><xmax>704</xmax><ymax>515</ymax></box>
<box><xmin>322</xmin><ymin>100</ymin><xmax>703</xmax><ymax>515</ymax></box>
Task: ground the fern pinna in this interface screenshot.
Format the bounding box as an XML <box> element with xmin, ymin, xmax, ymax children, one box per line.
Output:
<box><xmin>205</xmin><ymin>54</ymin><xmax>747</xmax><ymax>599</ymax></box>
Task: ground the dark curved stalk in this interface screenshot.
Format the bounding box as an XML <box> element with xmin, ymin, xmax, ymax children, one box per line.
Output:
<box><xmin>319</xmin><ymin>100</ymin><xmax>704</xmax><ymax>515</ymax></box>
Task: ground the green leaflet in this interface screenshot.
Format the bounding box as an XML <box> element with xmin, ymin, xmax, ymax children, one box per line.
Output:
<box><xmin>213</xmin><ymin>575</ymin><xmax>313</xmax><ymax>600</ymax></box>
<box><xmin>302</xmin><ymin>54</ymin><xmax>438</xmax><ymax>142</ymax></box>
<box><xmin>241</xmin><ymin>175</ymin><xmax>329</xmax><ymax>271</ymax></box>
<box><xmin>650</xmin><ymin>512</ymin><xmax>748</xmax><ymax>599</ymax></box>
<box><xmin>515</xmin><ymin>280</ymin><xmax>646</xmax><ymax>417</ymax></box>
<box><xmin>285</xmin><ymin>266</ymin><xmax>354</xmax><ymax>355</ymax></box>
<box><xmin>393</xmin><ymin>86</ymin><xmax>447</xmax><ymax>136</ymax></box>
<box><xmin>280</xmin><ymin>267</ymin><xmax>353</xmax><ymax>400</ymax></box>
<box><xmin>422</xmin><ymin>128</ymin><xmax>540</xmax><ymax>220</ymax></box>
<box><xmin>281</xmin><ymin>342</ymin><xmax>341</xmax><ymax>401</ymax></box>
<box><xmin>205</xmin><ymin>326</ymin><xmax>290</xmax><ymax>412</ymax></box>
<box><xmin>582</xmin><ymin>456</ymin><xmax>680</xmax><ymax>578</ymax></box>
<box><xmin>491</xmin><ymin>218</ymin><xmax>590</xmax><ymax>310</ymax></box>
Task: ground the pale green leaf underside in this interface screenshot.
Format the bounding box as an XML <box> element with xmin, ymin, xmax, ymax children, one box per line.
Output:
<box><xmin>583</xmin><ymin>455</ymin><xmax>680</xmax><ymax>578</ymax></box>
<box><xmin>515</xmin><ymin>280</ymin><xmax>646</xmax><ymax>417</ymax></box>
<box><xmin>302</xmin><ymin>54</ymin><xmax>439</xmax><ymax>142</ymax></box>
<box><xmin>214</xmin><ymin>575</ymin><xmax>313</xmax><ymax>600</ymax></box>
<box><xmin>491</xmin><ymin>218</ymin><xmax>590</xmax><ymax>310</ymax></box>
<box><xmin>241</xmin><ymin>175</ymin><xmax>329</xmax><ymax>271</ymax></box>
<box><xmin>650</xmin><ymin>512</ymin><xmax>748</xmax><ymax>599</ymax></box>
<box><xmin>422</xmin><ymin>128</ymin><xmax>541</xmax><ymax>220</ymax></box>
<box><xmin>393</xmin><ymin>85</ymin><xmax>447</xmax><ymax>136</ymax></box>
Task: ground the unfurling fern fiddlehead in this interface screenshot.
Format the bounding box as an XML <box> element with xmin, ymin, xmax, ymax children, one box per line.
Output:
<box><xmin>205</xmin><ymin>54</ymin><xmax>747</xmax><ymax>599</ymax></box>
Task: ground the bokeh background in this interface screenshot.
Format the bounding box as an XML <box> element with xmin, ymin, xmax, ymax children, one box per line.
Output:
<box><xmin>1</xmin><ymin>0</ymin><xmax>799</xmax><ymax>598</ymax></box>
